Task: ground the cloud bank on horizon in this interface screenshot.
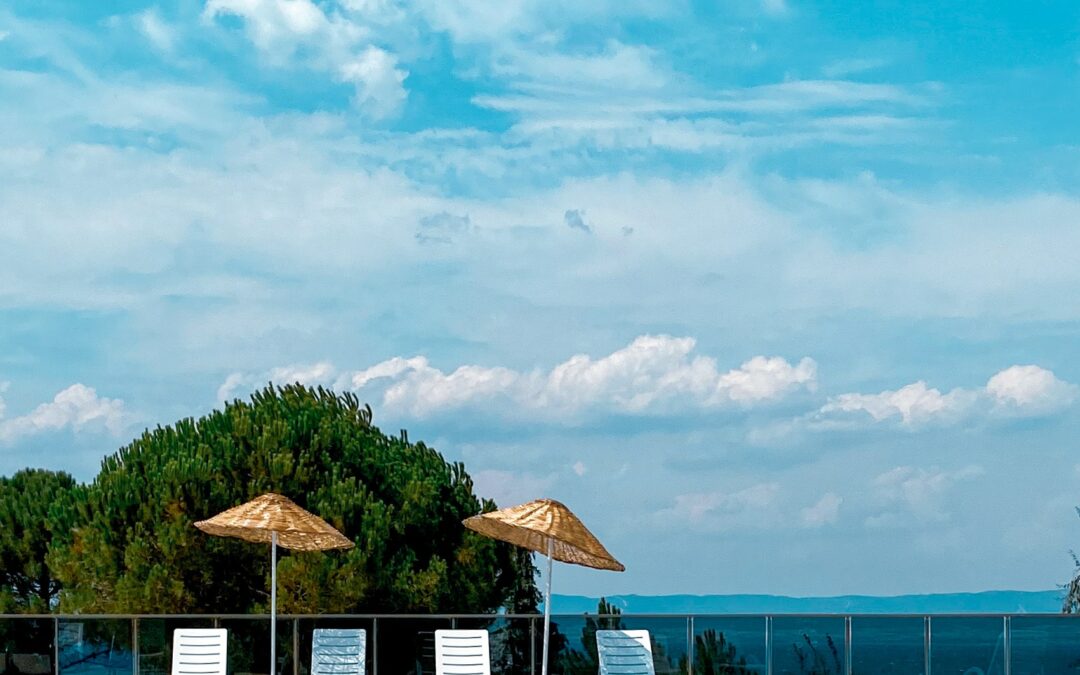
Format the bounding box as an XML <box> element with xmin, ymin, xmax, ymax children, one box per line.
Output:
<box><xmin>218</xmin><ymin>335</ymin><xmax>819</xmax><ymax>419</ymax></box>
<box><xmin>2</xmin><ymin>0</ymin><xmax>1080</xmax><ymax>597</ymax></box>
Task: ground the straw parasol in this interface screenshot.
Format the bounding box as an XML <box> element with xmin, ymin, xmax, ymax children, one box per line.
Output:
<box><xmin>195</xmin><ymin>493</ymin><xmax>353</xmax><ymax>674</ymax></box>
<box><xmin>463</xmin><ymin>498</ymin><xmax>623</xmax><ymax>675</ymax></box>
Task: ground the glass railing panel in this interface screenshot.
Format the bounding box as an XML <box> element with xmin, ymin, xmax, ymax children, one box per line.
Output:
<box><xmin>372</xmin><ymin>617</ymin><xmax>451</xmax><ymax>675</ymax></box>
<box><xmin>216</xmin><ymin>617</ymin><xmax>295</xmax><ymax>675</ymax></box>
<box><xmin>293</xmin><ymin>618</ymin><xmax>373</xmax><ymax>675</ymax></box>
<box><xmin>0</xmin><ymin>617</ymin><xmax>54</xmax><ymax>675</ymax></box>
<box><xmin>454</xmin><ymin>617</ymin><xmax>534</xmax><ymax>675</ymax></box>
<box><xmin>928</xmin><ymin>616</ymin><xmax>1005</xmax><ymax>675</ymax></box>
<box><xmin>691</xmin><ymin>617</ymin><xmax>766</xmax><ymax>674</ymax></box>
<box><xmin>136</xmin><ymin>617</ymin><xmax>215</xmax><ymax>675</ymax></box>
<box><xmin>613</xmin><ymin>617</ymin><xmax>687</xmax><ymax>675</ymax></box>
<box><xmin>850</xmin><ymin>616</ymin><xmax>923</xmax><ymax>675</ymax></box>
<box><xmin>542</xmin><ymin>615</ymin><xmax>687</xmax><ymax>675</ymax></box>
<box><xmin>1009</xmin><ymin>615</ymin><xmax>1080</xmax><ymax>674</ymax></box>
<box><xmin>544</xmin><ymin>615</ymin><xmax>590</xmax><ymax>675</ymax></box>
<box><xmin>58</xmin><ymin>619</ymin><xmax>133</xmax><ymax>675</ymax></box>
<box><xmin>771</xmin><ymin>617</ymin><xmax>845</xmax><ymax>675</ymax></box>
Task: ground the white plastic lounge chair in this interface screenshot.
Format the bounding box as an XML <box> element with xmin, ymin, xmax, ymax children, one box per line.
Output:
<box><xmin>171</xmin><ymin>629</ymin><xmax>228</xmax><ymax>675</ymax></box>
<box><xmin>311</xmin><ymin>628</ymin><xmax>367</xmax><ymax>675</ymax></box>
<box><xmin>596</xmin><ymin>629</ymin><xmax>655</xmax><ymax>675</ymax></box>
<box><xmin>434</xmin><ymin>629</ymin><xmax>491</xmax><ymax>675</ymax></box>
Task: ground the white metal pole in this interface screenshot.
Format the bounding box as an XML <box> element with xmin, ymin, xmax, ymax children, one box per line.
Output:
<box><xmin>271</xmin><ymin>531</ymin><xmax>278</xmax><ymax>675</ymax></box>
<box><xmin>541</xmin><ymin>538</ymin><xmax>553</xmax><ymax>675</ymax></box>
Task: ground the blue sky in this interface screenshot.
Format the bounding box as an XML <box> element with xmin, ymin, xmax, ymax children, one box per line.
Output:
<box><xmin>2</xmin><ymin>0</ymin><xmax>1080</xmax><ymax>598</ymax></box>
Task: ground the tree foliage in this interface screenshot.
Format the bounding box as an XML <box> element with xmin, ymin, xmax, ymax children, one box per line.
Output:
<box><xmin>791</xmin><ymin>633</ymin><xmax>842</xmax><ymax>675</ymax></box>
<box><xmin>45</xmin><ymin>384</ymin><xmax>537</xmax><ymax>614</ymax></box>
<box><xmin>682</xmin><ymin>629</ymin><xmax>753</xmax><ymax>675</ymax></box>
<box><xmin>558</xmin><ymin>598</ymin><xmax>629</xmax><ymax>674</ymax></box>
<box><xmin>0</xmin><ymin>469</ymin><xmax>77</xmax><ymax>612</ymax></box>
<box><xmin>1064</xmin><ymin>508</ymin><xmax>1080</xmax><ymax>613</ymax></box>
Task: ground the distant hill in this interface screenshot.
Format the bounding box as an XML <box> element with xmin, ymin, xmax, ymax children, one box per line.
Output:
<box><xmin>548</xmin><ymin>590</ymin><xmax>1064</xmax><ymax>614</ymax></box>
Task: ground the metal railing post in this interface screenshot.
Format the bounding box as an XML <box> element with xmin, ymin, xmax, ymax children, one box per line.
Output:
<box><xmin>924</xmin><ymin>616</ymin><xmax>932</xmax><ymax>675</ymax></box>
<box><xmin>53</xmin><ymin>617</ymin><xmax>59</xmax><ymax>675</ymax></box>
<box><xmin>293</xmin><ymin>618</ymin><xmax>299</xmax><ymax>675</ymax></box>
<box><xmin>765</xmin><ymin>615</ymin><xmax>773</xmax><ymax>675</ymax></box>
<box><xmin>845</xmin><ymin>616</ymin><xmax>852</xmax><ymax>675</ymax></box>
<box><xmin>371</xmin><ymin>617</ymin><xmax>378</xmax><ymax>675</ymax></box>
<box><xmin>133</xmin><ymin>618</ymin><xmax>140</xmax><ymax>675</ymax></box>
<box><xmin>686</xmin><ymin>615</ymin><xmax>694</xmax><ymax>675</ymax></box>
<box><xmin>1003</xmin><ymin>615</ymin><xmax>1011</xmax><ymax>675</ymax></box>
<box><xmin>530</xmin><ymin>616</ymin><xmax>536</xmax><ymax>675</ymax></box>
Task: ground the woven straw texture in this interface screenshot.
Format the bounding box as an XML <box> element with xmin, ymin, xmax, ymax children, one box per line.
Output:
<box><xmin>195</xmin><ymin>493</ymin><xmax>354</xmax><ymax>551</ymax></box>
<box><xmin>463</xmin><ymin>498</ymin><xmax>624</xmax><ymax>571</ymax></box>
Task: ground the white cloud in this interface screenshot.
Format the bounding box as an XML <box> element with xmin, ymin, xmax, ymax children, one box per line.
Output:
<box><xmin>658</xmin><ymin>483</ymin><xmax>780</xmax><ymax>531</ymax></box>
<box><xmin>218</xmin><ymin>361</ymin><xmax>337</xmax><ymax>402</ymax></box>
<box><xmin>813</xmin><ymin>365</ymin><xmax>1076</xmax><ymax>429</ymax></box>
<box><xmin>572</xmin><ymin>460</ymin><xmax>586</xmax><ymax>476</ymax></box>
<box><xmin>338</xmin><ymin>46</ymin><xmax>407</xmax><ymax>119</ymax></box>
<box><xmin>381</xmin><ymin>361</ymin><xmax>519</xmax><ymax>416</ymax></box>
<box><xmin>216</xmin><ymin>337</ymin><xmax>814</xmax><ymax>421</ymax></box>
<box><xmin>348</xmin><ymin>357</ymin><xmax>429</xmax><ymax>390</ymax></box>
<box><xmin>866</xmin><ymin>465</ymin><xmax>983</xmax><ymax>527</ymax></box>
<box><xmin>493</xmin><ymin>41</ymin><xmax>669</xmax><ymax>94</ymax></box>
<box><xmin>135</xmin><ymin>9</ymin><xmax>176</xmax><ymax>53</ymax></box>
<box><xmin>716</xmin><ymin>355</ymin><xmax>818</xmax><ymax>403</ymax></box>
<box><xmin>204</xmin><ymin>0</ymin><xmax>329</xmax><ymax>52</ymax></box>
<box><xmin>986</xmin><ymin>364</ymin><xmax>1077</xmax><ymax>414</ymax></box>
<box><xmin>203</xmin><ymin>0</ymin><xmax>406</xmax><ymax>118</ymax></box>
<box><xmin>474</xmin><ymin>78</ymin><xmax>929</xmax><ymax>152</ymax></box>
<box><xmin>820</xmin><ymin>381</ymin><xmax>975</xmax><ymax>426</ymax></box>
<box><xmin>0</xmin><ymin>384</ymin><xmax>127</xmax><ymax>444</ymax></box>
<box><xmin>402</xmin><ymin>0</ymin><xmax>926</xmax><ymax>154</ymax></box>
<box><xmin>800</xmin><ymin>492</ymin><xmax>842</xmax><ymax>528</ymax></box>
<box><xmin>413</xmin><ymin>1</ymin><xmax>666</xmax><ymax>48</ymax></box>
<box><xmin>217</xmin><ymin>373</ymin><xmax>248</xmax><ymax>403</ymax></box>
<box><xmin>269</xmin><ymin>361</ymin><xmax>336</xmax><ymax>386</ymax></box>
<box><xmin>335</xmin><ymin>335</ymin><xmax>816</xmax><ymax>419</ymax></box>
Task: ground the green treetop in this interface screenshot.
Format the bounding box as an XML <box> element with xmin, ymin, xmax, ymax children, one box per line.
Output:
<box><xmin>0</xmin><ymin>468</ymin><xmax>77</xmax><ymax>612</ymax></box>
<box><xmin>46</xmin><ymin>384</ymin><xmax>537</xmax><ymax>614</ymax></box>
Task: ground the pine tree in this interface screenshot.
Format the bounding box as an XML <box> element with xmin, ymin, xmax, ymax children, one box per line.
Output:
<box><xmin>47</xmin><ymin>384</ymin><xmax>537</xmax><ymax>614</ymax></box>
<box><xmin>0</xmin><ymin>469</ymin><xmax>76</xmax><ymax>612</ymax></box>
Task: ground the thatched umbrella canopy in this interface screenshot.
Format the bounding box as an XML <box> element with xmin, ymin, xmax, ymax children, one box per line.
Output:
<box><xmin>195</xmin><ymin>492</ymin><xmax>353</xmax><ymax>551</ymax></box>
<box><xmin>464</xmin><ymin>498</ymin><xmax>623</xmax><ymax>675</ymax></box>
<box><xmin>196</xmin><ymin>493</ymin><xmax>353</xmax><ymax>674</ymax></box>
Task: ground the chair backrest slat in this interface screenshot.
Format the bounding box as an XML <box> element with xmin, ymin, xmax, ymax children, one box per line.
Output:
<box><xmin>597</xmin><ymin>630</ymin><xmax>654</xmax><ymax>675</ymax></box>
<box><xmin>171</xmin><ymin>629</ymin><xmax>227</xmax><ymax>675</ymax></box>
<box><xmin>312</xmin><ymin>628</ymin><xmax>366</xmax><ymax>675</ymax></box>
<box><xmin>434</xmin><ymin>630</ymin><xmax>490</xmax><ymax>675</ymax></box>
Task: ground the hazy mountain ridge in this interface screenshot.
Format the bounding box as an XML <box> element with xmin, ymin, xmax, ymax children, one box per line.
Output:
<box><xmin>549</xmin><ymin>590</ymin><xmax>1065</xmax><ymax>614</ymax></box>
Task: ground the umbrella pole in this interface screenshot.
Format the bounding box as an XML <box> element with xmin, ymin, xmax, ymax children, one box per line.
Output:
<box><xmin>541</xmin><ymin>538</ymin><xmax>553</xmax><ymax>675</ymax></box>
<box><xmin>271</xmin><ymin>531</ymin><xmax>277</xmax><ymax>675</ymax></box>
